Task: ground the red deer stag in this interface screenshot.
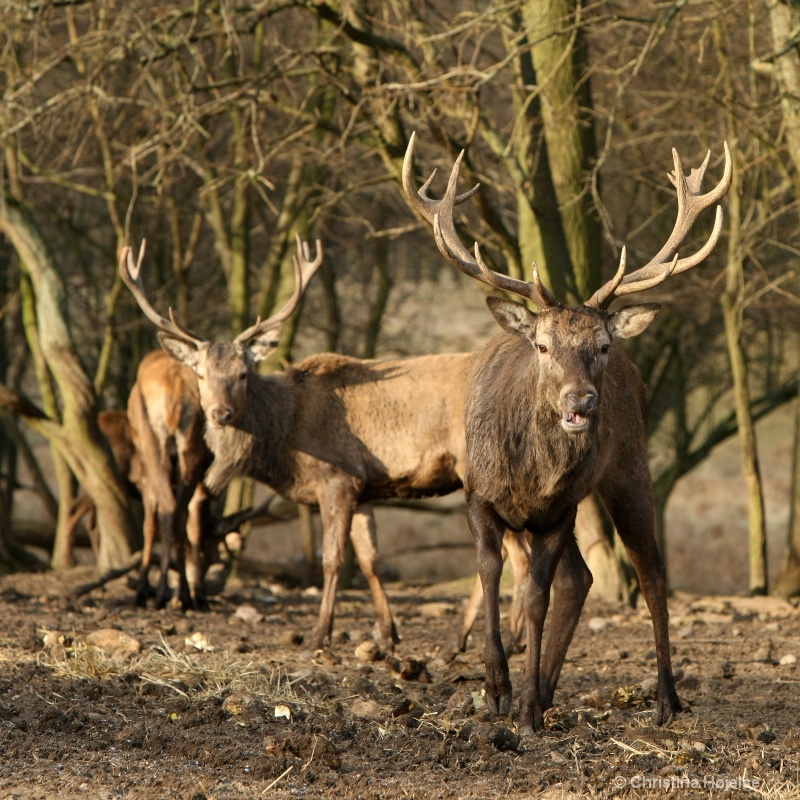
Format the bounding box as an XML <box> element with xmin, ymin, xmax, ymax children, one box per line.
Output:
<box><xmin>127</xmin><ymin>348</ymin><xmax>213</xmax><ymax>610</ymax></box>
<box><xmin>119</xmin><ymin>235</ymin><xmax>531</xmax><ymax>654</ymax></box>
<box><xmin>403</xmin><ymin>132</ymin><xmax>731</xmax><ymax>733</ymax></box>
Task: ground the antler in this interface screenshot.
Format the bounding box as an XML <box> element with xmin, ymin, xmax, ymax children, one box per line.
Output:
<box><xmin>403</xmin><ymin>132</ymin><xmax>559</xmax><ymax>309</ymax></box>
<box><xmin>120</xmin><ymin>235</ymin><xmax>323</xmax><ymax>345</ymax></box>
<box><xmin>585</xmin><ymin>142</ymin><xmax>732</xmax><ymax>310</ymax></box>
<box><xmin>119</xmin><ymin>240</ymin><xmax>207</xmax><ymax>344</ymax></box>
<box><xmin>234</xmin><ymin>234</ymin><xmax>324</xmax><ymax>344</ymax></box>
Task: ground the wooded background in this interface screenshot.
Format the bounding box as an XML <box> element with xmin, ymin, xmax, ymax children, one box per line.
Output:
<box><xmin>2</xmin><ymin>0</ymin><xmax>800</xmax><ymax>598</ymax></box>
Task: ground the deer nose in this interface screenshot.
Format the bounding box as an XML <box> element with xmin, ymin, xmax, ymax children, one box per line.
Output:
<box><xmin>209</xmin><ymin>405</ymin><xmax>234</xmax><ymax>427</ymax></box>
<box><xmin>563</xmin><ymin>390</ymin><xmax>597</xmax><ymax>413</ymax></box>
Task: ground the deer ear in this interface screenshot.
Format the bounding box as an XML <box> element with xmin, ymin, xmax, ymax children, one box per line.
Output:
<box><xmin>607</xmin><ymin>302</ymin><xmax>661</xmax><ymax>340</ymax></box>
<box><xmin>158</xmin><ymin>332</ymin><xmax>200</xmax><ymax>369</ymax></box>
<box><xmin>246</xmin><ymin>330</ymin><xmax>281</xmax><ymax>363</ymax></box>
<box><xmin>486</xmin><ymin>295</ymin><xmax>537</xmax><ymax>337</ymax></box>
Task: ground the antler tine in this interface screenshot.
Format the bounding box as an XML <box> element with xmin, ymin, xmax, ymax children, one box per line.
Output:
<box><xmin>586</xmin><ymin>141</ymin><xmax>732</xmax><ymax>310</ymax></box>
<box><xmin>402</xmin><ymin>131</ymin><xmax>481</xmax><ymax>228</ymax></box>
<box><xmin>585</xmin><ymin>247</ymin><xmax>628</xmax><ymax>309</ymax></box>
<box><xmin>234</xmin><ymin>235</ymin><xmax>323</xmax><ymax>344</ymax></box>
<box><xmin>119</xmin><ymin>239</ymin><xmax>207</xmax><ymax>344</ymax></box>
<box><xmin>296</xmin><ymin>234</ymin><xmax>324</xmax><ymax>287</ymax></box>
<box><xmin>405</xmin><ymin>133</ymin><xmax>558</xmax><ymax>308</ymax></box>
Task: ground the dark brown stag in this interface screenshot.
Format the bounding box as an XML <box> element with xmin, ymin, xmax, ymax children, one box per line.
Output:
<box><xmin>403</xmin><ymin>132</ymin><xmax>731</xmax><ymax>733</ymax></box>
<box><xmin>127</xmin><ymin>349</ymin><xmax>213</xmax><ymax>610</ymax></box>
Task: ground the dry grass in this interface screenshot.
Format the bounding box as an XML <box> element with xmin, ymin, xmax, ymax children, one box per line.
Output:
<box><xmin>36</xmin><ymin>633</ymin><xmax>328</xmax><ymax>713</ymax></box>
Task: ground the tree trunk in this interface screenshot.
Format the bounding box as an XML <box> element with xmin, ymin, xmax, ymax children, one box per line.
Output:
<box><xmin>766</xmin><ymin>0</ymin><xmax>800</xmax><ymax>595</ymax></box>
<box><xmin>519</xmin><ymin>0</ymin><xmax>601</xmax><ymax>303</ymax></box>
<box><xmin>715</xmin><ymin>20</ymin><xmax>768</xmax><ymax>595</ymax></box>
<box><xmin>575</xmin><ymin>494</ymin><xmax>631</xmax><ymax>604</ymax></box>
<box><xmin>0</xmin><ymin>197</ymin><xmax>135</xmax><ymax>572</ymax></box>
<box><xmin>774</xmin><ymin>396</ymin><xmax>800</xmax><ymax>596</ymax></box>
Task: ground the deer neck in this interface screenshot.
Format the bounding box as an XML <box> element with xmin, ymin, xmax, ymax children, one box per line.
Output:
<box><xmin>465</xmin><ymin>334</ymin><xmax>601</xmax><ymax>525</ymax></box>
<box><xmin>202</xmin><ymin>372</ymin><xmax>295</xmax><ymax>496</ymax></box>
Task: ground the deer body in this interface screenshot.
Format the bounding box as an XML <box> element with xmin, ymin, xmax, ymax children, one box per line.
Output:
<box><xmin>127</xmin><ymin>349</ymin><xmax>212</xmax><ymax>610</ymax></box>
<box><xmin>163</xmin><ymin>342</ymin><xmax>473</xmax><ymax>650</ymax></box>
<box><xmin>403</xmin><ymin>132</ymin><xmax>731</xmax><ymax>733</ymax></box>
<box><xmin>202</xmin><ymin>351</ymin><xmax>470</xmax><ymax>502</ymax></box>
<box><xmin>121</xmin><ymin>238</ymin><xmax>496</xmax><ymax>652</ymax></box>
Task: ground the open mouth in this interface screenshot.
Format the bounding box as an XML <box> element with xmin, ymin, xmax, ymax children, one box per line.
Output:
<box><xmin>561</xmin><ymin>411</ymin><xmax>589</xmax><ymax>433</ymax></box>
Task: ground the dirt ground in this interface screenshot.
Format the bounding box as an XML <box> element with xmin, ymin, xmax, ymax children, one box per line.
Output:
<box><xmin>0</xmin><ymin>563</ymin><xmax>799</xmax><ymax>800</ymax></box>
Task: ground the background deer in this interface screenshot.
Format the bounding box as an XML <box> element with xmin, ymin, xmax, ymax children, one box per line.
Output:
<box><xmin>403</xmin><ymin>132</ymin><xmax>732</xmax><ymax>733</ymax></box>
<box><xmin>127</xmin><ymin>349</ymin><xmax>213</xmax><ymax>610</ymax></box>
<box><xmin>120</xmin><ymin>236</ymin><xmax>534</xmax><ymax>653</ymax></box>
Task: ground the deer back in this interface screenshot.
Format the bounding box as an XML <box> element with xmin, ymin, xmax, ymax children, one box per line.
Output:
<box><xmin>204</xmin><ymin>350</ymin><xmax>474</xmax><ymax>503</ymax></box>
<box><xmin>127</xmin><ymin>350</ymin><xmax>211</xmax><ymax>507</ymax></box>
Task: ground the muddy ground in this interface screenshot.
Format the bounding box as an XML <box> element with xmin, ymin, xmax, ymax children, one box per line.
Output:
<box><xmin>0</xmin><ymin>564</ymin><xmax>799</xmax><ymax>800</ymax></box>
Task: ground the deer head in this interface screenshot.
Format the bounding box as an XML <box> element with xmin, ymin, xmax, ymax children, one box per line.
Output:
<box><xmin>402</xmin><ymin>132</ymin><xmax>732</xmax><ymax>432</ymax></box>
<box><xmin>120</xmin><ymin>235</ymin><xmax>323</xmax><ymax>428</ymax></box>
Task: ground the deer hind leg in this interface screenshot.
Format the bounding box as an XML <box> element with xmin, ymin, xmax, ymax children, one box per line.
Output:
<box><xmin>518</xmin><ymin>513</ymin><xmax>575</xmax><ymax>735</ymax></box>
<box><xmin>451</xmin><ymin>574</ymin><xmax>484</xmax><ymax>657</ymax></box>
<box><xmin>311</xmin><ymin>480</ymin><xmax>358</xmax><ymax>651</ymax></box>
<box><xmin>504</xmin><ymin>530</ymin><xmax>531</xmax><ymax>655</ymax></box>
<box><xmin>136</xmin><ymin>492</ymin><xmax>158</xmax><ymax>607</ymax></box>
<box><xmin>601</xmin><ymin>482</ymin><xmax>680</xmax><ymax>726</ymax></box>
<box><xmin>467</xmin><ymin>498</ymin><xmax>510</xmax><ymax>717</ymax></box>
<box><xmin>349</xmin><ymin>503</ymin><xmax>399</xmax><ymax>653</ymax></box>
<box><xmin>539</xmin><ymin>535</ymin><xmax>592</xmax><ymax>709</ymax></box>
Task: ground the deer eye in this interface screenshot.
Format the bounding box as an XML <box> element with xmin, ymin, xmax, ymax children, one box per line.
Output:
<box><xmin>600</xmin><ymin>344</ymin><xmax>610</xmax><ymax>354</ymax></box>
<box><xmin>536</xmin><ymin>343</ymin><xmax>548</xmax><ymax>354</ymax></box>
<box><xmin>239</xmin><ymin>370</ymin><xmax>248</xmax><ymax>381</ymax></box>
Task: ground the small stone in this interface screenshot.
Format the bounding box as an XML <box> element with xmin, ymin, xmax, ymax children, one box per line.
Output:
<box><xmin>223</xmin><ymin>693</ymin><xmax>261</xmax><ymax>716</ymax></box>
<box><xmin>232</xmin><ymin>604</ymin><xmax>265</xmax><ymax>625</ymax></box>
<box><xmin>350</xmin><ymin>698</ymin><xmax>382</xmax><ymax>719</ymax></box>
<box><xmin>418</xmin><ymin>602</ymin><xmax>454</xmax><ymax>618</ymax></box>
<box><xmin>779</xmin><ymin>653</ymin><xmax>797</xmax><ymax>666</ymax></box>
<box><xmin>83</xmin><ymin>629</ymin><xmax>142</xmax><ymax>660</ymax></box>
<box><xmin>355</xmin><ymin>640</ymin><xmax>382</xmax><ymax>663</ymax></box>
<box><xmin>587</xmin><ymin>617</ymin><xmax>610</xmax><ymax>633</ymax></box>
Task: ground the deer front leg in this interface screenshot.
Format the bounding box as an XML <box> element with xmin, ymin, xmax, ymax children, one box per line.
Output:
<box><xmin>185</xmin><ymin>484</ymin><xmax>210</xmax><ymax>611</ymax></box>
<box><xmin>349</xmin><ymin>504</ymin><xmax>400</xmax><ymax>653</ymax></box>
<box><xmin>602</xmin><ymin>482</ymin><xmax>681</xmax><ymax>725</ymax></box>
<box><xmin>467</xmin><ymin>498</ymin><xmax>510</xmax><ymax>716</ymax></box>
<box><xmin>539</xmin><ymin>535</ymin><xmax>593</xmax><ymax>709</ymax></box>
<box><xmin>311</xmin><ymin>480</ymin><xmax>359</xmax><ymax>651</ymax></box>
<box><xmin>519</xmin><ymin>516</ymin><xmax>575</xmax><ymax>735</ymax></box>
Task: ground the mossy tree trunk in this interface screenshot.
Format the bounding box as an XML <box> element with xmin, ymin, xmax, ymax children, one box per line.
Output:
<box><xmin>0</xmin><ymin>197</ymin><xmax>135</xmax><ymax>573</ymax></box>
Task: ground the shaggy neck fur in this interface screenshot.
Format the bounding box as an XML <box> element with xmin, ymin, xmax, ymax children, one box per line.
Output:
<box><xmin>465</xmin><ymin>333</ymin><xmax>601</xmax><ymax>529</ymax></box>
<box><xmin>203</xmin><ymin>373</ymin><xmax>295</xmax><ymax>496</ymax></box>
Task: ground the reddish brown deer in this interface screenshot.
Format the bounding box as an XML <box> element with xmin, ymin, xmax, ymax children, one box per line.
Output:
<box><xmin>119</xmin><ymin>235</ymin><xmax>533</xmax><ymax>653</ymax></box>
<box><xmin>403</xmin><ymin>132</ymin><xmax>731</xmax><ymax>733</ymax></box>
<box><xmin>127</xmin><ymin>349</ymin><xmax>213</xmax><ymax>610</ymax></box>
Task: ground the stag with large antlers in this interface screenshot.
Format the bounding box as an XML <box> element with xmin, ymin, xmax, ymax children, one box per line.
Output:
<box><xmin>121</xmin><ymin>236</ymin><xmax>518</xmax><ymax>652</ymax></box>
<box><xmin>403</xmin><ymin>132</ymin><xmax>731</xmax><ymax>733</ymax></box>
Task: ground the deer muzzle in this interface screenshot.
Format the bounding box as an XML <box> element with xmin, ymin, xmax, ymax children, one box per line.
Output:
<box><xmin>560</xmin><ymin>388</ymin><xmax>597</xmax><ymax>433</ymax></box>
<box><xmin>208</xmin><ymin>404</ymin><xmax>235</xmax><ymax>428</ymax></box>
